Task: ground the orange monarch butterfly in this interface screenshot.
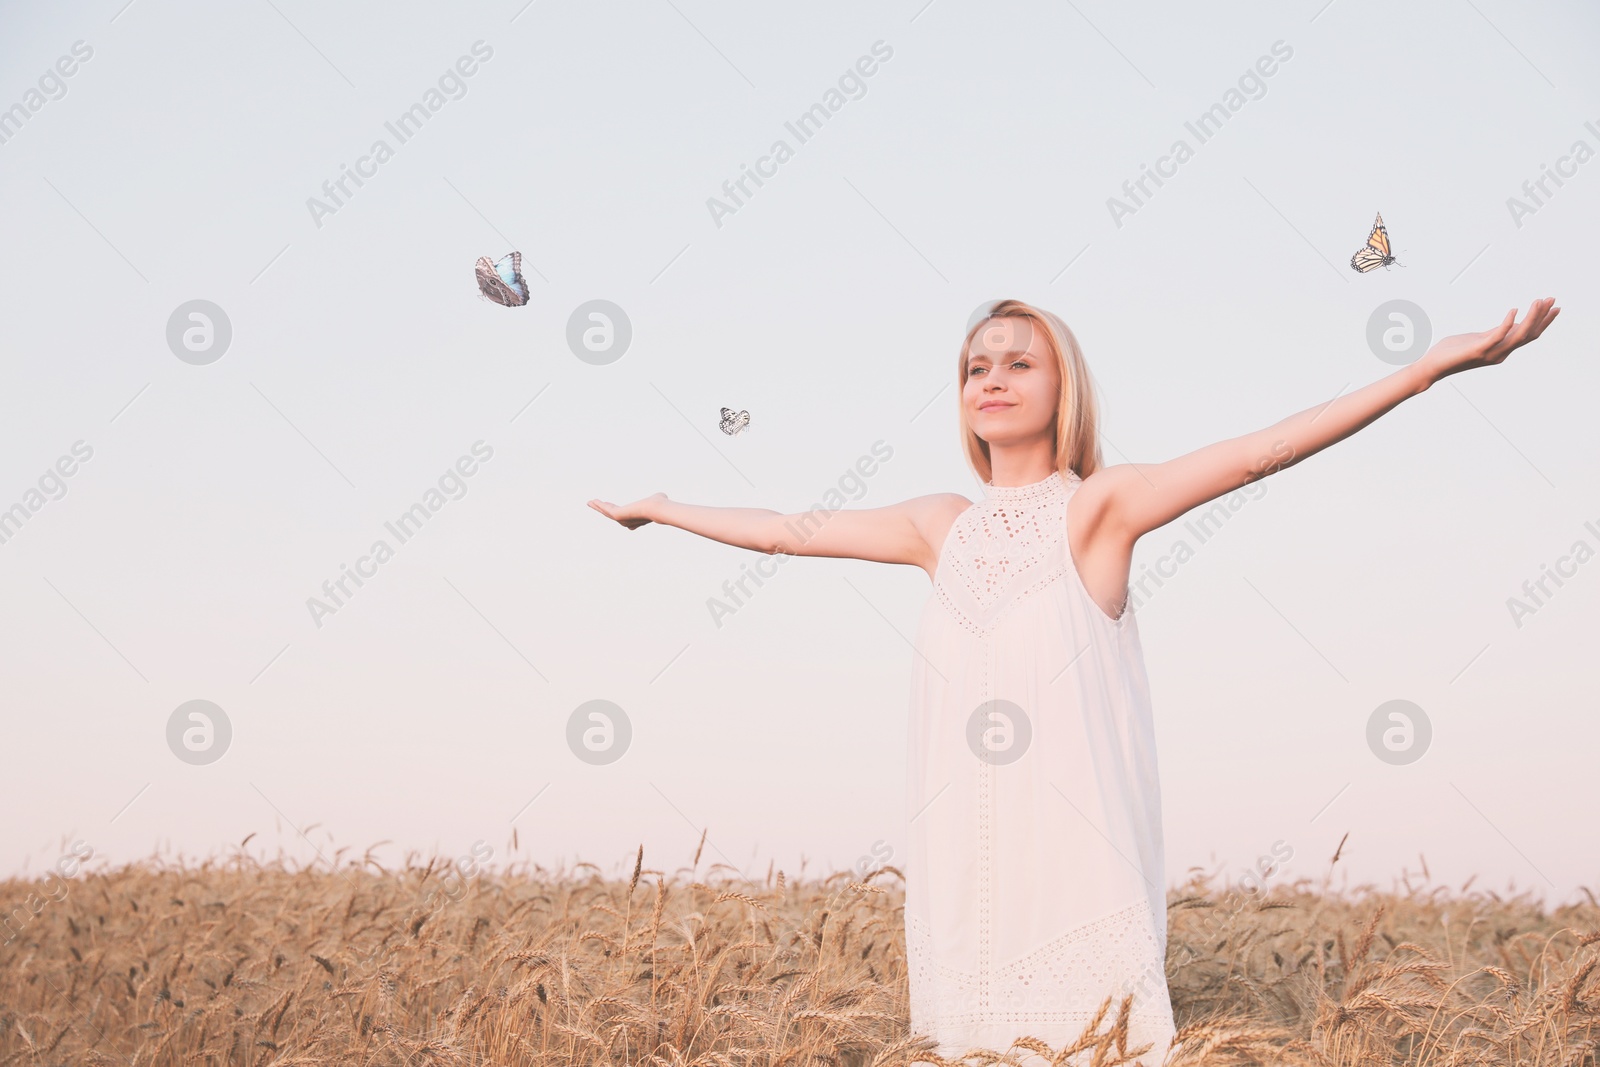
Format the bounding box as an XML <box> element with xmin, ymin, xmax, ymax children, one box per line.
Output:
<box><xmin>1350</xmin><ymin>212</ymin><xmax>1402</xmax><ymax>272</ymax></box>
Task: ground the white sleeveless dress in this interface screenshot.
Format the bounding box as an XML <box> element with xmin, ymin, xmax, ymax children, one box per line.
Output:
<box><xmin>904</xmin><ymin>469</ymin><xmax>1176</xmax><ymax>1066</ymax></box>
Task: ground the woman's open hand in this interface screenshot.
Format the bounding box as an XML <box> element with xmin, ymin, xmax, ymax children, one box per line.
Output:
<box><xmin>588</xmin><ymin>493</ymin><xmax>666</xmax><ymax>530</ymax></box>
<box><xmin>1417</xmin><ymin>297</ymin><xmax>1560</xmax><ymax>385</ymax></box>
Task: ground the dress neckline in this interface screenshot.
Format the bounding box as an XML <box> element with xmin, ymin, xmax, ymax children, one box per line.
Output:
<box><xmin>981</xmin><ymin>468</ymin><xmax>1077</xmax><ymax>502</ymax></box>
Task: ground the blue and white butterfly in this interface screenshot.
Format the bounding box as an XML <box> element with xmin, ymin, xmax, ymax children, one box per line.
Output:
<box><xmin>475</xmin><ymin>251</ymin><xmax>529</xmax><ymax>307</ymax></box>
<box><xmin>719</xmin><ymin>407</ymin><xmax>751</xmax><ymax>435</ymax></box>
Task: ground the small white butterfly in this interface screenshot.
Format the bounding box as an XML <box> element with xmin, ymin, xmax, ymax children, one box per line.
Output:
<box><xmin>719</xmin><ymin>407</ymin><xmax>751</xmax><ymax>435</ymax></box>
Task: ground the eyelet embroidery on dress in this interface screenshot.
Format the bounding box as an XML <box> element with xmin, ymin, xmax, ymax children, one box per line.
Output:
<box><xmin>907</xmin><ymin>896</ymin><xmax>1173</xmax><ymax>1032</ymax></box>
<box><xmin>914</xmin><ymin>471</ymin><xmax>1172</xmax><ymax>1060</ymax></box>
<box><xmin>977</xmin><ymin>645</ymin><xmax>992</xmax><ymax>1010</ymax></box>
<box><xmin>910</xmin><ymin>469</ymin><xmax>1172</xmax><ymax>1063</ymax></box>
<box><xmin>933</xmin><ymin>471</ymin><xmax>1091</xmax><ymax>637</ymax></box>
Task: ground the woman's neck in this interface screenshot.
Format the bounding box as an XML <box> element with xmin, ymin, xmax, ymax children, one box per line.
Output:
<box><xmin>986</xmin><ymin>448</ymin><xmax>1058</xmax><ymax>488</ymax></box>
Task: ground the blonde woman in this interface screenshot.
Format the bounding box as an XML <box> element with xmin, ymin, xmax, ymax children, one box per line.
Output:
<box><xmin>589</xmin><ymin>296</ymin><xmax>1559</xmax><ymax>1065</ymax></box>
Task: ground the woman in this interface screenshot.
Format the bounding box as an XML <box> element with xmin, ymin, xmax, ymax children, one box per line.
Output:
<box><xmin>589</xmin><ymin>296</ymin><xmax>1559</xmax><ymax>1065</ymax></box>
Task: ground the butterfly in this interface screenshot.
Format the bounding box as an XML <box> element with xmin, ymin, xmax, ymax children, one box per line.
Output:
<box><xmin>719</xmin><ymin>407</ymin><xmax>751</xmax><ymax>435</ymax></box>
<box><xmin>474</xmin><ymin>251</ymin><xmax>529</xmax><ymax>306</ymax></box>
<box><xmin>1349</xmin><ymin>213</ymin><xmax>1402</xmax><ymax>273</ymax></box>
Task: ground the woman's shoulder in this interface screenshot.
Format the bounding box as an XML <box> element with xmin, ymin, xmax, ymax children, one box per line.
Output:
<box><xmin>1069</xmin><ymin>463</ymin><xmax>1137</xmax><ymax>518</ymax></box>
<box><xmin>893</xmin><ymin>493</ymin><xmax>976</xmax><ymax>580</ymax></box>
<box><xmin>902</xmin><ymin>491</ymin><xmax>974</xmax><ymax>543</ymax></box>
<box><xmin>899</xmin><ymin>491</ymin><xmax>974</xmax><ymax>522</ymax></box>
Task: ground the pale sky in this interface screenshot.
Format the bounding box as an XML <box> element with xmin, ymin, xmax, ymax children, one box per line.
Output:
<box><xmin>2</xmin><ymin>0</ymin><xmax>1596</xmax><ymax>907</ymax></box>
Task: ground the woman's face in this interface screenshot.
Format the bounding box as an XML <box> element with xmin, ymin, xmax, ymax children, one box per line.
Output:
<box><xmin>963</xmin><ymin>316</ymin><xmax>1059</xmax><ymax>446</ymax></box>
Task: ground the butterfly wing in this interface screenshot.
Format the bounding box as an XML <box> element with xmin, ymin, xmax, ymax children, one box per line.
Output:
<box><xmin>495</xmin><ymin>252</ymin><xmax>529</xmax><ymax>305</ymax></box>
<box><xmin>475</xmin><ymin>257</ymin><xmax>515</xmax><ymax>306</ymax></box>
<box><xmin>1350</xmin><ymin>246</ymin><xmax>1388</xmax><ymax>272</ymax></box>
<box><xmin>1365</xmin><ymin>214</ymin><xmax>1392</xmax><ymax>258</ymax></box>
<box><xmin>1350</xmin><ymin>213</ymin><xmax>1396</xmax><ymax>272</ymax></box>
<box><xmin>474</xmin><ymin>256</ymin><xmax>500</xmax><ymax>297</ymax></box>
<box><xmin>476</xmin><ymin>251</ymin><xmax>529</xmax><ymax>306</ymax></box>
<box><xmin>494</xmin><ymin>252</ymin><xmax>521</xmax><ymax>286</ymax></box>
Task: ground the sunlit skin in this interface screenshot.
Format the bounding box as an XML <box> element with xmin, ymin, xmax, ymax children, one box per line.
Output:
<box><xmin>589</xmin><ymin>298</ymin><xmax>1561</xmax><ymax>619</ymax></box>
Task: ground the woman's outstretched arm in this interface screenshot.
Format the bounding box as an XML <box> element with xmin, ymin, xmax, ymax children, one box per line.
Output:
<box><xmin>1081</xmin><ymin>297</ymin><xmax>1561</xmax><ymax>544</ymax></box>
<box><xmin>587</xmin><ymin>491</ymin><xmax>970</xmax><ymax>572</ymax></box>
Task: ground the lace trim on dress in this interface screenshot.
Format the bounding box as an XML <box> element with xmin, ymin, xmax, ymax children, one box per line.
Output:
<box><xmin>933</xmin><ymin>563</ymin><xmax>1070</xmax><ymax>638</ymax></box>
<box><xmin>982</xmin><ymin>469</ymin><xmax>1081</xmax><ymax>502</ymax></box>
<box><xmin>933</xmin><ymin>470</ymin><xmax>1086</xmax><ymax>637</ymax></box>
<box><xmin>906</xmin><ymin>895</ymin><xmax>1171</xmax><ymax>1030</ymax></box>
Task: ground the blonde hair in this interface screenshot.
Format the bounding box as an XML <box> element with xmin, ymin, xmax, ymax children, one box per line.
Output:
<box><xmin>958</xmin><ymin>299</ymin><xmax>1103</xmax><ymax>482</ymax></box>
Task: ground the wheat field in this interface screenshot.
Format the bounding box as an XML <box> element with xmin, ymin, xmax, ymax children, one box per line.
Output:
<box><xmin>2</xmin><ymin>831</ymin><xmax>1596</xmax><ymax>1067</ymax></box>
